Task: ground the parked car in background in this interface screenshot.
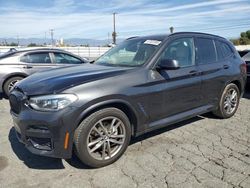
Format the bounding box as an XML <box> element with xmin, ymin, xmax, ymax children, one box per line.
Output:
<box><xmin>10</xmin><ymin>32</ymin><xmax>246</xmax><ymax>168</ymax></box>
<box><xmin>238</xmin><ymin>50</ymin><xmax>250</xmax><ymax>84</ymax></box>
<box><xmin>0</xmin><ymin>48</ymin><xmax>88</xmax><ymax>96</ymax></box>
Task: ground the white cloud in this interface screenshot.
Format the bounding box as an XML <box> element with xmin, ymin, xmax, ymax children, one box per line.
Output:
<box><xmin>0</xmin><ymin>0</ymin><xmax>249</xmax><ymax>39</ymax></box>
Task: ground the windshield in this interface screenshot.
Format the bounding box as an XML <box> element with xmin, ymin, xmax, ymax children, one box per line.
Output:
<box><xmin>95</xmin><ymin>38</ymin><xmax>162</xmax><ymax>67</ymax></box>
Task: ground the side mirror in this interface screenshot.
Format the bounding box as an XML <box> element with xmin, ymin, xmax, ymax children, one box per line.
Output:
<box><xmin>158</xmin><ymin>59</ymin><xmax>180</xmax><ymax>70</ymax></box>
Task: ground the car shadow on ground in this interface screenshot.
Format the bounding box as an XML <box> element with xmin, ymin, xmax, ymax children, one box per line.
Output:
<box><xmin>9</xmin><ymin>116</ymin><xmax>205</xmax><ymax>170</ymax></box>
<box><xmin>8</xmin><ymin>127</ymin><xmax>65</xmax><ymax>170</ymax></box>
<box><xmin>243</xmin><ymin>85</ymin><xmax>250</xmax><ymax>99</ymax></box>
<box><xmin>9</xmin><ymin>127</ymin><xmax>94</xmax><ymax>170</ymax></box>
<box><xmin>130</xmin><ymin>116</ymin><xmax>204</xmax><ymax>145</ymax></box>
<box><xmin>7</xmin><ymin>85</ymin><xmax>250</xmax><ymax>170</ymax></box>
<box><xmin>0</xmin><ymin>93</ymin><xmax>4</xmax><ymax>100</ymax></box>
<box><xmin>0</xmin><ymin>93</ymin><xmax>8</xmax><ymax>100</ymax></box>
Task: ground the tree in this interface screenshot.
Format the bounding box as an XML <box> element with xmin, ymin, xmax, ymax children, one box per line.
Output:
<box><xmin>27</xmin><ymin>43</ymin><xmax>38</xmax><ymax>47</ymax></box>
<box><xmin>239</xmin><ymin>37</ymin><xmax>250</xmax><ymax>45</ymax></box>
<box><xmin>240</xmin><ymin>32</ymin><xmax>247</xmax><ymax>38</ymax></box>
<box><xmin>246</xmin><ymin>30</ymin><xmax>250</xmax><ymax>39</ymax></box>
<box><xmin>230</xmin><ymin>39</ymin><xmax>240</xmax><ymax>45</ymax></box>
<box><xmin>231</xmin><ymin>29</ymin><xmax>250</xmax><ymax>45</ymax></box>
<box><xmin>80</xmin><ymin>44</ymin><xmax>89</xmax><ymax>47</ymax></box>
<box><xmin>9</xmin><ymin>42</ymin><xmax>18</xmax><ymax>46</ymax></box>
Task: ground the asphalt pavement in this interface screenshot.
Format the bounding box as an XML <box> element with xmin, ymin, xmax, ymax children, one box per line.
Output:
<box><xmin>0</xmin><ymin>90</ymin><xmax>250</xmax><ymax>188</ymax></box>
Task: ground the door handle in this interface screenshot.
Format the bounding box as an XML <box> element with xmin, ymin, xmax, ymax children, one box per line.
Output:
<box><xmin>223</xmin><ymin>65</ymin><xmax>229</xmax><ymax>69</ymax></box>
<box><xmin>189</xmin><ymin>70</ymin><xmax>199</xmax><ymax>76</ymax></box>
<box><xmin>23</xmin><ymin>65</ymin><xmax>33</xmax><ymax>69</ymax></box>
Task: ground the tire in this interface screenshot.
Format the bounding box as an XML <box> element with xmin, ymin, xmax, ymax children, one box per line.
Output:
<box><xmin>213</xmin><ymin>83</ymin><xmax>240</xmax><ymax>119</ymax></box>
<box><xmin>74</xmin><ymin>108</ymin><xmax>131</xmax><ymax>168</ymax></box>
<box><xmin>3</xmin><ymin>76</ymin><xmax>23</xmax><ymax>97</ymax></box>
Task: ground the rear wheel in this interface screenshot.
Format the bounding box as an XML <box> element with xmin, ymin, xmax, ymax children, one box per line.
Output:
<box><xmin>3</xmin><ymin>76</ymin><xmax>23</xmax><ymax>97</ymax></box>
<box><xmin>213</xmin><ymin>83</ymin><xmax>240</xmax><ymax>118</ymax></box>
<box><xmin>74</xmin><ymin>108</ymin><xmax>131</xmax><ymax>168</ymax></box>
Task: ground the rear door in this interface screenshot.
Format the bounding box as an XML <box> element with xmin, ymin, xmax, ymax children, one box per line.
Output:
<box><xmin>195</xmin><ymin>37</ymin><xmax>230</xmax><ymax>105</ymax></box>
<box><xmin>19</xmin><ymin>52</ymin><xmax>55</xmax><ymax>74</ymax></box>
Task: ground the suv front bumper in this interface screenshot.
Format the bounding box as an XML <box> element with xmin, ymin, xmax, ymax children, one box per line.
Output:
<box><xmin>10</xmin><ymin>91</ymin><xmax>80</xmax><ymax>159</ymax></box>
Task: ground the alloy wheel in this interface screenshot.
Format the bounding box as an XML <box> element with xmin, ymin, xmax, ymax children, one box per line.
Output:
<box><xmin>223</xmin><ymin>88</ymin><xmax>238</xmax><ymax>115</ymax></box>
<box><xmin>87</xmin><ymin>116</ymin><xmax>126</xmax><ymax>161</ymax></box>
<box><xmin>8</xmin><ymin>79</ymin><xmax>20</xmax><ymax>92</ymax></box>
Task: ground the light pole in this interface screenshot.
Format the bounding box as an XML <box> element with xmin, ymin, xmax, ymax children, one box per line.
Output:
<box><xmin>50</xmin><ymin>29</ymin><xmax>54</xmax><ymax>46</ymax></box>
<box><xmin>112</xmin><ymin>13</ymin><xmax>117</xmax><ymax>44</ymax></box>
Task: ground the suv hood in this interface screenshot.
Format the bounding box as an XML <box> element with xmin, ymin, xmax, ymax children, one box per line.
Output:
<box><xmin>15</xmin><ymin>63</ymin><xmax>133</xmax><ymax>95</ymax></box>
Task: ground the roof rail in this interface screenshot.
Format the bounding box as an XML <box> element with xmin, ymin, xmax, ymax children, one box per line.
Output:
<box><xmin>126</xmin><ymin>36</ymin><xmax>139</xmax><ymax>40</ymax></box>
<box><xmin>169</xmin><ymin>32</ymin><xmax>226</xmax><ymax>40</ymax></box>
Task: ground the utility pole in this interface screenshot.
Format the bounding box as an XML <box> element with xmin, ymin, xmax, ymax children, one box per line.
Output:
<box><xmin>112</xmin><ymin>13</ymin><xmax>117</xmax><ymax>44</ymax></box>
<box><xmin>45</xmin><ymin>32</ymin><xmax>47</xmax><ymax>45</ymax></box>
<box><xmin>50</xmin><ymin>29</ymin><xmax>54</xmax><ymax>47</ymax></box>
<box><xmin>108</xmin><ymin>32</ymin><xmax>110</xmax><ymax>44</ymax></box>
<box><xmin>17</xmin><ymin>35</ymin><xmax>19</xmax><ymax>46</ymax></box>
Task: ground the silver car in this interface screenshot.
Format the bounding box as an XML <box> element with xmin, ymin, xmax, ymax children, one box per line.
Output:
<box><xmin>0</xmin><ymin>48</ymin><xmax>88</xmax><ymax>96</ymax></box>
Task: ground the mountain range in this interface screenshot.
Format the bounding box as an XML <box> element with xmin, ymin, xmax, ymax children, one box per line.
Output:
<box><xmin>0</xmin><ymin>38</ymin><xmax>125</xmax><ymax>46</ymax></box>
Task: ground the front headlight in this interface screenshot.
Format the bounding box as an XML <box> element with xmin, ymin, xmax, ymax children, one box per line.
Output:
<box><xmin>29</xmin><ymin>94</ymin><xmax>78</xmax><ymax>111</ymax></box>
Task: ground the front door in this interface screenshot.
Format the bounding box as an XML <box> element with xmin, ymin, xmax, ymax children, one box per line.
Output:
<box><xmin>147</xmin><ymin>37</ymin><xmax>202</xmax><ymax>122</ymax></box>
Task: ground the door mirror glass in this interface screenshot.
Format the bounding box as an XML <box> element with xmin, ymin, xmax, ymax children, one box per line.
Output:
<box><xmin>158</xmin><ymin>59</ymin><xmax>180</xmax><ymax>70</ymax></box>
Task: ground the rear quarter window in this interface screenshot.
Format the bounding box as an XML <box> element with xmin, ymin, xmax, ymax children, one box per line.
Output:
<box><xmin>195</xmin><ymin>37</ymin><xmax>217</xmax><ymax>64</ymax></box>
<box><xmin>215</xmin><ymin>40</ymin><xmax>233</xmax><ymax>60</ymax></box>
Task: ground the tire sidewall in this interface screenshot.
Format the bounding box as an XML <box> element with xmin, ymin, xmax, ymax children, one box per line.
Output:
<box><xmin>3</xmin><ymin>77</ymin><xmax>23</xmax><ymax>96</ymax></box>
<box><xmin>219</xmin><ymin>84</ymin><xmax>240</xmax><ymax>118</ymax></box>
<box><xmin>74</xmin><ymin>108</ymin><xmax>131</xmax><ymax>168</ymax></box>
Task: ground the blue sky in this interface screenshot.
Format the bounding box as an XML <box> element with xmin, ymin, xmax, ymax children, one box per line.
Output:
<box><xmin>0</xmin><ymin>0</ymin><xmax>249</xmax><ymax>40</ymax></box>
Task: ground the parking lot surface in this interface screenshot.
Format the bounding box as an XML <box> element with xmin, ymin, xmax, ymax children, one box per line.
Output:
<box><xmin>0</xmin><ymin>90</ymin><xmax>250</xmax><ymax>188</ymax></box>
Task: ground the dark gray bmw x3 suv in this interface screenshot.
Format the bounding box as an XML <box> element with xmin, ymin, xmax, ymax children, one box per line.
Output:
<box><xmin>9</xmin><ymin>32</ymin><xmax>247</xmax><ymax>168</ymax></box>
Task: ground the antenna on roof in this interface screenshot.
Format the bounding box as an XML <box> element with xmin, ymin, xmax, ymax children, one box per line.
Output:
<box><xmin>169</xmin><ymin>26</ymin><xmax>174</xmax><ymax>34</ymax></box>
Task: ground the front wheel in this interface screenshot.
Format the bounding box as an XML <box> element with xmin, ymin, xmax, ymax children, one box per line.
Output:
<box><xmin>213</xmin><ymin>83</ymin><xmax>240</xmax><ymax>118</ymax></box>
<box><xmin>74</xmin><ymin>108</ymin><xmax>131</xmax><ymax>168</ymax></box>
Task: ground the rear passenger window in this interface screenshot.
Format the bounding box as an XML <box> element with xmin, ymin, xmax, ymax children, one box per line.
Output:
<box><xmin>215</xmin><ymin>40</ymin><xmax>233</xmax><ymax>60</ymax></box>
<box><xmin>20</xmin><ymin>53</ymin><xmax>51</xmax><ymax>64</ymax></box>
<box><xmin>195</xmin><ymin>38</ymin><xmax>216</xmax><ymax>64</ymax></box>
<box><xmin>54</xmin><ymin>53</ymin><xmax>82</xmax><ymax>64</ymax></box>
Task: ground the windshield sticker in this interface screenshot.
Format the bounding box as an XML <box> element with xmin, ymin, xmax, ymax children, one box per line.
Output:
<box><xmin>144</xmin><ymin>40</ymin><xmax>162</xmax><ymax>46</ymax></box>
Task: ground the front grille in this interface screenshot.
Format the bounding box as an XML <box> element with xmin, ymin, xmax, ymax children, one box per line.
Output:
<box><xmin>9</xmin><ymin>93</ymin><xmax>22</xmax><ymax>114</ymax></box>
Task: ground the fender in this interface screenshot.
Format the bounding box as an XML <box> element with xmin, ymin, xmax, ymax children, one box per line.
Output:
<box><xmin>75</xmin><ymin>98</ymin><xmax>140</xmax><ymax>136</ymax></box>
<box><xmin>2</xmin><ymin>72</ymin><xmax>28</xmax><ymax>81</ymax></box>
<box><xmin>218</xmin><ymin>78</ymin><xmax>244</xmax><ymax>101</ymax></box>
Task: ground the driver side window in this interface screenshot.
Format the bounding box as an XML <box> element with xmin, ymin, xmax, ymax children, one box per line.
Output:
<box><xmin>159</xmin><ymin>38</ymin><xmax>195</xmax><ymax>68</ymax></box>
